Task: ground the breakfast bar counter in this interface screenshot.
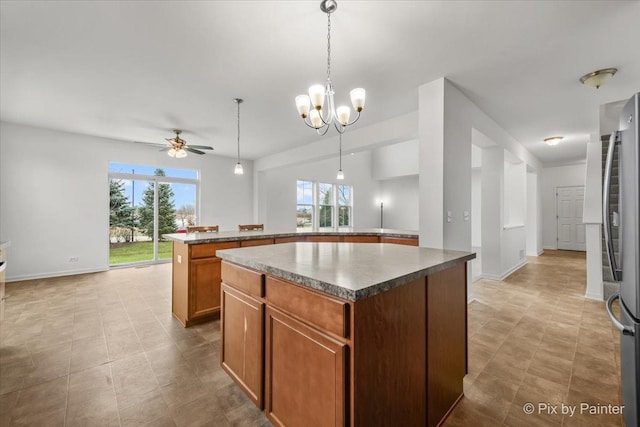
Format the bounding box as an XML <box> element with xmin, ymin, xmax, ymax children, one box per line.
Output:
<box><xmin>216</xmin><ymin>242</ymin><xmax>474</xmax><ymax>427</ymax></box>
<box><xmin>163</xmin><ymin>228</ymin><xmax>418</xmax><ymax>327</ymax></box>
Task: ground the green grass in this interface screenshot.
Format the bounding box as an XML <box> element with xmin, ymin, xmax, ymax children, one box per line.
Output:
<box><xmin>109</xmin><ymin>241</ymin><xmax>173</xmax><ymax>265</ymax></box>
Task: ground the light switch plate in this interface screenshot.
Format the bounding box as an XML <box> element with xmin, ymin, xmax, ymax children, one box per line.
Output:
<box><xmin>177</xmin><ymin>255</ymin><xmax>182</xmax><ymax>263</ymax></box>
<box><xmin>447</xmin><ymin>211</ymin><xmax>452</xmax><ymax>223</ymax></box>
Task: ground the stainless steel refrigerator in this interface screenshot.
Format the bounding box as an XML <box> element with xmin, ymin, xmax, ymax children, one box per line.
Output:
<box><xmin>605</xmin><ymin>92</ymin><xmax>640</xmax><ymax>427</ymax></box>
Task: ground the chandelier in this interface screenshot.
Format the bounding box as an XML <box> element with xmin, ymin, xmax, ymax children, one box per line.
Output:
<box><xmin>295</xmin><ymin>0</ymin><xmax>366</xmax><ymax>135</ymax></box>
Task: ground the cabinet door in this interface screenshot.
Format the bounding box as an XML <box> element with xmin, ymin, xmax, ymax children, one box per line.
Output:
<box><xmin>221</xmin><ymin>285</ymin><xmax>264</xmax><ymax>408</ymax></box>
<box><xmin>265</xmin><ymin>307</ymin><xmax>346</xmax><ymax>427</ymax></box>
<box><xmin>306</xmin><ymin>236</ymin><xmax>341</xmax><ymax>243</ymax></box>
<box><xmin>190</xmin><ymin>257</ymin><xmax>221</xmax><ymax>319</ymax></box>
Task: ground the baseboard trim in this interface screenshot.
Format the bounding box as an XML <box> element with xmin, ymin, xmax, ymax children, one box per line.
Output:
<box><xmin>526</xmin><ymin>249</ymin><xmax>544</xmax><ymax>257</ymax></box>
<box><xmin>585</xmin><ymin>291</ymin><xmax>604</xmax><ymax>301</ymax></box>
<box><xmin>7</xmin><ymin>267</ymin><xmax>109</xmax><ymax>282</ymax></box>
<box><xmin>480</xmin><ymin>259</ymin><xmax>528</xmax><ymax>281</ymax></box>
<box><xmin>543</xmin><ymin>245</ymin><xmax>557</xmax><ymax>251</ymax></box>
<box><xmin>467</xmin><ymin>297</ymin><xmax>476</xmax><ymax>304</ymax></box>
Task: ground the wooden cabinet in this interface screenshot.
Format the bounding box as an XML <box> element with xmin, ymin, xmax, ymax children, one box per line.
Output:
<box><xmin>221</xmin><ymin>284</ymin><xmax>265</xmax><ymax>408</ymax></box>
<box><xmin>380</xmin><ymin>236</ymin><xmax>419</xmax><ymax>246</ymax></box>
<box><xmin>221</xmin><ymin>260</ymin><xmax>467</xmax><ymax>427</ymax></box>
<box><xmin>265</xmin><ymin>306</ymin><xmax>346</xmax><ymax>427</ymax></box>
<box><xmin>172</xmin><ymin>241</ymin><xmax>240</xmax><ymax>327</ymax></box>
<box><xmin>306</xmin><ymin>235</ymin><xmax>342</xmax><ymax>242</ymax></box>
<box><xmin>343</xmin><ymin>235</ymin><xmax>379</xmax><ymax>243</ymax></box>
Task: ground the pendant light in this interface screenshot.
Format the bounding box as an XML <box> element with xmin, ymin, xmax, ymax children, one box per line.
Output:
<box><xmin>337</xmin><ymin>132</ymin><xmax>344</xmax><ymax>180</ymax></box>
<box><xmin>233</xmin><ymin>98</ymin><xmax>244</xmax><ymax>175</ymax></box>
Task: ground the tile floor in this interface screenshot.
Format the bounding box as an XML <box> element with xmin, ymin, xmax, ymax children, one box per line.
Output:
<box><xmin>0</xmin><ymin>251</ymin><xmax>625</xmax><ymax>426</ymax></box>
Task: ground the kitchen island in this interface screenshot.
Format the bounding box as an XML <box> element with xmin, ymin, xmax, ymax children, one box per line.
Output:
<box><xmin>217</xmin><ymin>242</ymin><xmax>474</xmax><ymax>427</ymax></box>
<box><xmin>164</xmin><ymin>229</ymin><xmax>418</xmax><ymax>327</ymax></box>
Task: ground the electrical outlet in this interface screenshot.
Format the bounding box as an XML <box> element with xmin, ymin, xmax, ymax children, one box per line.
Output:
<box><xmin>69</xmin><ymin>257</ymin><xmax>79</xmax><ymax>262</ymax></box>
<box><xmin>463</xmin><ymin>211</ymin><xmax>470</xmax><ymax>222</ymax></box>
<box><xmin>447</xmin><ymin>211</ymin><xmax>452</xmax><ymax>223</ymax></box>
<box><xmin>519</xmin><ymin>250</ymin><xmax>525</xmax><ymax>259</ymax></box>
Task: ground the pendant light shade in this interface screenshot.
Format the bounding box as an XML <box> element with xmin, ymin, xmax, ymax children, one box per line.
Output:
<box><xmin>233</xmin><ymin>98</ymin><xmax>244</xmax><ymax>175</ymax></box>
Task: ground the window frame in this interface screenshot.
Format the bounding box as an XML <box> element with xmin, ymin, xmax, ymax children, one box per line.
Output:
<box><xmin>296</xmin><ymin>180</ymin><xmax>353</xmax><ymax>229</ymax></box>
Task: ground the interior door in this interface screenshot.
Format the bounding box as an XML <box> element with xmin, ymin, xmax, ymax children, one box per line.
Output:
<box><xmin>557</xmin><ymin>186</ymin><xmax>586</xmax><ymax>251</ymax></box>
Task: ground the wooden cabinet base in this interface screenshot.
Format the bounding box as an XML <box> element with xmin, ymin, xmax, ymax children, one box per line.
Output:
<box><xmin>221</xmin><ymin>261</ymin><xmax>467</xmax><ymax>427</ymax></box>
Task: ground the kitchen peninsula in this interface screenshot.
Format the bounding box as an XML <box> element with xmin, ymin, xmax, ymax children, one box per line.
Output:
<box><xmin>164</xmin><ymin>229</ymin><xmax>418</xmax><ymax>327</ymax></box>
<box><xmin>216</xmin><ymin>242</ymin><xmax>474</xmax><ymax>427</ymax></box>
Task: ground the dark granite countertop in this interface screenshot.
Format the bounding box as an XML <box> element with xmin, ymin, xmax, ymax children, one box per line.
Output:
<box><xmin>163</xmin><ymin>228</ymin><xmax>418</xmax><ymax>244</ymax></box>
<box><xmin>217</xmin><ymin>242</ymin><xmax>475</xmax><ymax>301</ymax></box>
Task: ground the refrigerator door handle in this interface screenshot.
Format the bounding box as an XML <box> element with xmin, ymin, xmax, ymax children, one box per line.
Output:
<box><xmin>603</xmin><ymin>131</ymin><xmax>622</xmax><ymax>281</ymax></box>
<box><xmin>606</xmin><ymin>294</ymin><xmax>635</xmax><ymax>336</ymax></box>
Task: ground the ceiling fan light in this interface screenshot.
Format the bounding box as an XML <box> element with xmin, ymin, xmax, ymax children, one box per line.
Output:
<box><xmin>234</xmin><ymin>162</ymin><xmax>244</xmax><ymax>175</ymax></box>
<box><xmin>579</xmin><ymin>68</ymin><xmax>617</xmax><ymax>89</ymax></box>
<box><xmin>175</xmin><ymin>149</ymin><xmax>188</xmax><ymax>158</ymax></box>
<box><xmin>167</xmin><ymin>148</ymin><xmax>177</xmax><ymax>157</ymax></box>
<box><xmin>544</xmin><ymin>136</ymin><xmax>563</xmax><ymax>146</ymax></box>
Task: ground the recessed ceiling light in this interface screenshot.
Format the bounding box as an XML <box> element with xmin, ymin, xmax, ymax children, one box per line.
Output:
<box><xmin>544</xmin><ymin>136</ymin><xmax>564</xmax><ymax>146</ymax></box>
<box><xmin>579</xmin><ymin>68</ymin><xmax>617</xmax><ymax>89</ymax></box>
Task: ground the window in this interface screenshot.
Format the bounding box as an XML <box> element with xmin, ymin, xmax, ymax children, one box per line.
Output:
<box><xmin>318</xmin><ymin>183</ymin><xmax>334</xmax><ymax>228</ymax></box>
<box><xmin>297</xmin><ymin>180</ymin><xmax>313</xmax><ymax>228</ymax></box>
<box><xmin>338</xmin><ymin>185</ymin><xmax>351</xmax><ymax>227</ymax></box>
<box><xmin>296</xmin><ymin>181</ymin><xmax>353</xmax><ymax>229</ymax></box>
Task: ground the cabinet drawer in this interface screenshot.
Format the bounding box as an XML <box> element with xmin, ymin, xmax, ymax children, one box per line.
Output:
<box><xmin>266</xmin><ymin>276</ymin><xmax>349</xmax><ymax>338</ymax></box>
<box><xmin>221</xmin><ymin>261</ymin><xmax>264</xmax><ymax>298</ymax></box>
<box><xmin>191</xmin><ymin>241</ymin><xmax>240</xmax><ymax>259</ymax></box>
<box><xmin>240</xmin><ymin>238</ymin><xmax>275</xmax><ymax>247</ymax></box>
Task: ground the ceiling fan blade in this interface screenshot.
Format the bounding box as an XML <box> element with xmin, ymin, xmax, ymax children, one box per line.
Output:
<box><xmin>159</xmin><ymin>147</ymin><xmax>171</xmax><ymax>152</ymax></box>
<box><xmin>186</xmin><ymin>145</ymin><xmax>214</xmax><ymax>150</ymax></box>
<box><xmin>185</xmin><ymin>147</ymin><xmax>206</xmax><ymax>155</ymax></box>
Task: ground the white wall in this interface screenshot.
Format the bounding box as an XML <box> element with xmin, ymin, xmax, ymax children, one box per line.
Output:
<box><xmin>379</xmin><ymin>175</ymin><xmax>419</xmax><ymax>230</ymax></box>
<box><xmin>0</xmin><ymin>121</ymin><xmax>254</xmax><ymax>281</ymax></box>
<box><xmin>372</xmin><ymin>140</ymin><xmax>418</xmax><ymax>180</ymax></box>
<box><xmin>259</xmin><ymin>151</ymin><xmax>380</xmax><ymax>230</ymax></box>
<box><xmin>541</xmin><ymin>163</ymin><xmax>587</xmax><ymax>249</ymax></box>
<box><xmin>471</xmin><ymin>169</ymin><xmax>482</xmax><ymax>247</ymax></box>
<box><xmin>526</xmin><ymin>171</ymin><xmax>540</xmax><ymax>256</ymax></box>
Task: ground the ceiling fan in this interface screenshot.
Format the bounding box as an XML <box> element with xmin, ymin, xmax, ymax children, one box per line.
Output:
<box><xmin>159</xmin><ymin>129</ymin><xmax>214</xmax><ymax>158</ymax></box>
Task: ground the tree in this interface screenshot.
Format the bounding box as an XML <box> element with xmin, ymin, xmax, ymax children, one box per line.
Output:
<box><xmin>318</xmin><ymin>184</ymin><xmax>333</xmax><ymax>227</ymax></box>
<box><xmin>176</xmin><ymin>204</ymin><xmax>196</xmax><ymax>227</ymax></box>
<box><xmin>138</xmin><ymin>169</ymin><xmax>177</xmax><ymax>240</ymax></box>
<box><xmin>109</xmin><ymin>179</ymin><xmax>135</xmax><ymax>242</ymax></box>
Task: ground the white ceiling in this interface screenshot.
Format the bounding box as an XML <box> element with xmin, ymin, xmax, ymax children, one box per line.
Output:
<box><xmin>1</xmin><ymin>1</ymin><xmax>639</xmax><ymax>164</ymax></box>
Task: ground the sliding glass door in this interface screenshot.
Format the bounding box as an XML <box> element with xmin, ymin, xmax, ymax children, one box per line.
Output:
<box><xmin>108</xmin><ymin>163</ymin><xmax>198</xmax><ymax>266</ymax></box>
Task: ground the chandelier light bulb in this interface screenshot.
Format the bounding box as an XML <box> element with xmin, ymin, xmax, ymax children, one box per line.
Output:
<box><xmin>234</xmin><ymin>162</ymin><xmax>244</xmax><ymax>175</ymax></box>
<box><xmin>295</xmin><ymin>95</ymin><xmax>311</xmax><ymax>118</ymax></box>
<box><xmin>167</xmin><ymin>148</ymin><xmax>177</xmax><ymax>157</ymax></box>
<box><xmin>310</xmin><ymin>109</ymin><xmax>323</xmax><ymax>128</ymax></box>
<box><xmin>350</xmin><ymin>88</ymin><xmax>366</xmax><ymax>112</ymax></box>
<box><xmin>336</xmin><ymin>106</ymin><xmax>351</xmax><ymax>126</ymax></box>
<box><xmin>175</xmin><ymin>149</ymin><xmax>188</xmax><ymax>158</ymax></box>
<box><xmin>309</xmin><ymin>85</ymin><xmax>325</xmax><ymax>110</ymax></box>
